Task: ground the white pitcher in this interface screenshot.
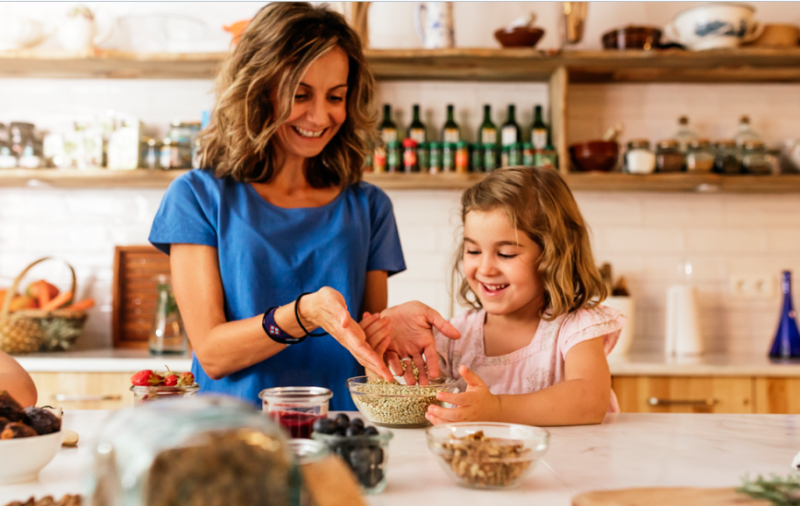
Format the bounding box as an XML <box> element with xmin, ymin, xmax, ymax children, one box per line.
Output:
<box><xmin>414</xmin><ymin>2</ymin><xmax>454</xmax><ymax>49</ymax></box>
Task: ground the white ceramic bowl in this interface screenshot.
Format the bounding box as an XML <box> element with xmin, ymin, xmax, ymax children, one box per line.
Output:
<box><xmin>0</xmin><ymin>431</ymin><xmax>63</xmax><ymax>484</ymax></box>
<box><xmin>665</xmin><ymin>3</ymin><xmax>763</xmax><ymax>50</ymax></box>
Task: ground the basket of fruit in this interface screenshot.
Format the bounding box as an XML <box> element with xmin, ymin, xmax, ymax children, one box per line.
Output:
<box><xmin>130</xmin><ymin>368</ymin><xmax>199</xmax><ymax>406</ymax></box>
<box><xmin>0</xmin><ymin>257</ymin><xmax>95</xmax><ymax>355</ymax></box>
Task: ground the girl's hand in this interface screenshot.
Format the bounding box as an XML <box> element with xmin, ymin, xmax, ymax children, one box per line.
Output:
<box><xmin>425</xmin><ymin>365</ymin><xmax>501</xmax><ymax>425</ymax></box>
<box><xmin>297</xmin><ymin>287</ymin><xmax>393</xmax><ymax>381</ymax></box>
<box><xmin>360</xmin><ymin>312</ymin><xmax>393</xmax><ymax>379</ymax></box>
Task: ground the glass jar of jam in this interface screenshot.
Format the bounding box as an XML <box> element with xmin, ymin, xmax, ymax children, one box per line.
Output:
<box><xmin>656</xmin><ymin>139</ymin><xmax>684</xmax><ymax>173</ymax></box>
<box><xmin>624</xmin><ymin>139</ymin><xmax>656</xmax><ymax>174</ymax></box>
<box><xmin>685</xmin><ymin>139</ymin><xmax>714</xmax><ymax>173</ymax></box>
<box><xmin>259</xmin><ymin>386</ymin><xmax>333</xmax><ymax>439</ymax></box>
<box><xmin>742</xmin><ymin>140</ymin><xmax>772</xmax><ymax>175</ymax></box>
<box><xmin>714</xmin><ymin>140</ymin><xmax>742</xmax><ymax>175</ymax></box>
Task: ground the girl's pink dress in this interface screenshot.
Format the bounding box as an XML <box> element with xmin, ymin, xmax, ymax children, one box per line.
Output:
<box><xmin>434</xmin><ymin>305</ymin><xmax>626</xmax><ymax>412</ymax></box>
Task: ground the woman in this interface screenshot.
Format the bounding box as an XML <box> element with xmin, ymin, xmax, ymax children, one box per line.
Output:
<box><xmin>149</xmin><ymin>3</ymin><xmax>456</xmax><ymax>410</ymax></box>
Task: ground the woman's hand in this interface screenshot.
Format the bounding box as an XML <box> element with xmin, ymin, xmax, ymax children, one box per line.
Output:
<box><xmin>425</xmin><ymin>366</ymin><xmax>501</xmax><ymax>425</ymax></box>
<box><xmin>379</xmin><ymin>301</ymin><xmax>461</xmax><ymax>385</ymax></box>
<box><xmin>295</xmin><ymin>287</ymin><xmax>394</xmax><ymax>381</ymax></box>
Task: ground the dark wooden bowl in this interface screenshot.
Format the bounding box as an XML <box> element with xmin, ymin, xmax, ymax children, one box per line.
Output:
<box><xmin>494</xmin><ymin>26</ymin><xmax>545</xmax><ymax>48</ymax></box>
<box><xmin>602</xmin><ymin>26</ymin><xmax>662</xmax><ymax>50</ymax></box>
<box><xmin>569</xmin><ymin>141</ymin><xmax>619</xmax><ymax>172</ymax></box>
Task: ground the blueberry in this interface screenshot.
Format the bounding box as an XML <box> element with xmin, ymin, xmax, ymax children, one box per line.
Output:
<box><xmin>334</xmin><ymin>413</ymin><xmax>350</xmax><ymax>428</ymax></box>
<box><xmin>332</xmin><ymin>426</ymin><xmax>346</xmax><ymax>437</ymax></box>
<box><xmin>363</xmin><ymin>426</ymin><xmax>379</xmax><ymax>436</ymax></box>
<box><xmin>312</xmin><ymin>417</ymin><xmax>338</xmax><ymax>435</ymax></box>
<box><xmin>346</xmin><ymin>424</ymin><xmax>364</xmax><ymax>437</ymax></box>
<box><xmin>350</xmin><ymin>418</ymin><xmax>365</xmax><ymax>429</ymax></box>
<box><xmin>349</xmin><ymin>447</ymin><xmax>374</xmax><ymax>476</ymax></box>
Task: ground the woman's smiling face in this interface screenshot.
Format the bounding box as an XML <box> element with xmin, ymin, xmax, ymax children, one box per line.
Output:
<box><xmin>273</xmin><ymin>47</ymin><xmax>349</xmax><ymax>161</ymax></box>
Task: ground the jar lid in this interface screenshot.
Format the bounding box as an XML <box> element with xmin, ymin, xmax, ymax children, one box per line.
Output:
<box><xmin>658</xmin><ymin>139</ymin><xmax>679</xmax><ymax>149</ymax></box>
<box><xmin>716</xmin><ymin>139</ymin><xmax>736</xmax><ymax>147</ymax></box>
<box><xmin>689</xmin><ymin>138</ymin><xmax>710</xmax><ymax>148</ymax></box>
<box><xmin>258</xmin><ymin>386</ymin><xmax>333</xmax><ymax>403</ymax></box>
<box><xmin>744</xmin><ymin>140</ymin><xmax>765</xmax><ymax>150</ymax></box>
<box><xmin>627</xmin><ymin>139</ymin><xmax>650</xmax><ymax>149</ymax></box>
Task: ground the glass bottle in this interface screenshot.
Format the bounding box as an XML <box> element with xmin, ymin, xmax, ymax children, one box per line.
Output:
<box><xmin>674</xmin><ymin>116</ymin><xmax>698</xmax><ymax>154</ymax></box>
<box><xmin>734</xmin><ymin>115</ymin><xmax>759</xmax><ymax>148</ymax></box>
<box><xmin>769</xmin><ymin>271</ymin><xmax>800</xmax><ymax>360</ymax></box>
<box><xmin>441</xmin><ymin>104</ymin><xmax>460</xmax><ymax>143</ymax></box>
<box><xmin>501</xmin><ymin>105</ymin><xmax>521</xmax><ymax>148</ymax></box>
<box><xmin>531</xmin><ymin>105</ymin><xmax>548</xmax><ymax>150</ymax></box>
<box><xmin>478</xmin><ymin>105</ymin><xmax>497</xmax><ymax>146</ymax></box>
<box><xmin>149</xmin><ymin>274</ymin><xmax>187</xmax><ymax>355</ymax></box>
<box><xmin>407</xmin><ymin>104</ymin><xmax>426</xmax><ymax>144</ymax></box>
<box><xmin>379</xmin><ymin>104</ymin><xmax>397</xmax><ymax>144</ymax></box>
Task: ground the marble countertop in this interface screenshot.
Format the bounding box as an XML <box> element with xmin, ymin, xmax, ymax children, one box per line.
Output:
<box><xmin>15</xmin><ymin>349</ymin><xmax>193</xmax><ymax>373</ymax></box>
<box><xmin>0</xmin><ymin>411</ymin><xmax>797</xmax><ymax>505</ymax></box>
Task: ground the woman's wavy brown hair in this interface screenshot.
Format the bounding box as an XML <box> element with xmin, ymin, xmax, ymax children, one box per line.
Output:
<box><xmin>453</xmin><ymin>167</ymin><xmax>607</xmax><ymax>320</ymax></box>
<box><xmin>199</xmin><ymin>2</ymin><xmax>376</xmax><ymax>187</ymax></box>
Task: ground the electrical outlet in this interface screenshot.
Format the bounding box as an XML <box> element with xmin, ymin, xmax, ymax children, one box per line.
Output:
<box><xmin>729</xmin><ymin>273</ymin><xmax>776</xmax><ymax>298</ymax></box>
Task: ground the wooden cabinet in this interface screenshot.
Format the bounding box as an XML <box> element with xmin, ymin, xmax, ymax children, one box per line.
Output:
<box><xmin>612</xmin><ymin>376</ymin><xmax>753</xmax><ymax>414</ymax></box>
<box><xmin>30</xmin><ymin>372</ymin><xmax>133</xmax><ymax>410</ymax></box>
<box><xmin>754</xmin><ymin>377</ymin><xmax>800</xmax><ymax>414</ymax></box>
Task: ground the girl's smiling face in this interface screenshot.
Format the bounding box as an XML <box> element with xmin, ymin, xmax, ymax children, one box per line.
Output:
<box><xmin>273</xmin><ymin>47</ymin><xmax>349</xmax><ymax>161</ymax></box>
<box><xmin>462</xmin><ymin>208</ymin><xmax>546</xmax><ymax>317</ymax></box>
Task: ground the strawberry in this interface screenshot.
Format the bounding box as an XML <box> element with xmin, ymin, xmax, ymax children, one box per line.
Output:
<box><xmin>163</xmin><ymin>374</ymin><xmax>179</xmax><ymax>386</ymax></box>
<box><xmin>178</xmin><ymin>372</ymin><xmax>195</xmax><ymax>387</ymax></box>
<box><xmin>131</xmin><ymin>370</ymin><xmax>162</xmax><ymax>386</ymax></box>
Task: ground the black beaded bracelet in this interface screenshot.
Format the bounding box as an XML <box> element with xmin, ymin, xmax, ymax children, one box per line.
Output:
<box><xmin>262</xmin><ymin>307</ymin><xmax>306</xmax><ymax>346</ymax></box>
<box><xmin>295</xmin><ymin>292</ymin><xmax>327</xmax><ymax>337</ymax></box>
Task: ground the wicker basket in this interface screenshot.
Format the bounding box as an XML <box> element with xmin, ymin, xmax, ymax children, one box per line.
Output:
<box><xmin>0</xmin><ymin>257</ymin><xmax>88</xmax><ymax>355</ymax></box>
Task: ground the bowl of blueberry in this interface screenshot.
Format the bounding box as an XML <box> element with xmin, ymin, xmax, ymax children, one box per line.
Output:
<box><xmin>312</xmin><ymin>413</ymin><xmax>392</xmax><ymax>494</ymax></box>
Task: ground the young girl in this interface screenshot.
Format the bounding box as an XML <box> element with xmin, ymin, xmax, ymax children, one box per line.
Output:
<box><xmin>363</xmin><ymin>167</ymin><xmax>625</xmax><ymax>426</ymax></box>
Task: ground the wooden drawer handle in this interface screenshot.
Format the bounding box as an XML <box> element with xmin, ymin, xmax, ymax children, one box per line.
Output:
<box><xmin>648</xmin><ymin>397</ymin><xmax>717</xmax><ymax>407</ymax></box>
<box><xmin>53</xmin><ymin>394</ymin><xmax>123</xmax><ymax>402</ymax></box>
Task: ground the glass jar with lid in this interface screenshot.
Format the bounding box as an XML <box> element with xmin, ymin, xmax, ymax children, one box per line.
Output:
<box><xmin>168</xmin><ymin>121</ymin><xmax>200</xmax><ymax>169</ymax></box>
<box><xmin>714</xmin><ymin>139</ymin><xmax>742</xmax><ymax>175</ymax></box>
<box><xmin>685</xmin><ymin>139</ymin><xmax>715</xmax><ymax>173</ymax></box>
<box><xmin>741</xmin><ymin>140</ymin><xmax>773</xmax><ymax>175</ymax></box>
<box><xmin>656</xmin><ymin>139</ymin><xmax>684</xmax><ymax>173</ymax></box>
<box><xmin>624</xmin><ymin>139</ymin><xmax>656</xmax><ymax>174</ymax></box>
<box><xmin>260</xmin><ymin>386</ymin><xmax>332</xmax><ymax>439</ymax></box>
<box><xmin>84</xmin><ymin>396</ymin><xmax>300</xmax><ymax>506</ymax></box>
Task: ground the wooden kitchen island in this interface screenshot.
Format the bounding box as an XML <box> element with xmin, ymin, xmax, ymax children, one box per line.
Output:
<box><xmin>0</xmin><ymin>411</ymin><xmax>795</xmax><ymax>506</ymax></box>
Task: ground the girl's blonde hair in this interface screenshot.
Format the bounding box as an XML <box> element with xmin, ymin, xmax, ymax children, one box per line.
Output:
<box><xmin>454</xmin><ymin>167</ymin><xmax>607</xmax><ymax>320</ymax></box>
<box><xmin>200</xmin><ymin>2</ymin><xmax>376</xmax><ymax>187</ymax></box>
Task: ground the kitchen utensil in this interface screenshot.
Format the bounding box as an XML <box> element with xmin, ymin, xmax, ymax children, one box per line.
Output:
<box><xmin>569</xmin><ymin>140</ymin><xmax>619</xmax><ymax>172</ymax></box>
<box><xmin>426</xmin><ymin>422</ymin><xmax>549</xmax><ymax>489</ymax></box>
<box><xmin>57</xmin><ymin>5</ymin><xmax>113</xmax><ymax>52</ymax></box>
<box><xmin>665</xmin><ymin>3</ymin><xmax>763</xmax><ymax>51</ymax></box>
<box><xmin>572</xmin><ymin>487</ymin><xmax>769</xmax><ymax>505</ymax></box>
<box><xmin>0</xmin><ymin>12</ymin><xmax>52</xmax><ymax>51</ymax></box>
<box><xmin>347</xmin><ymin>375</ymin><xmax>456</xmax><ymax>428</ymax></box>
<box><xmin>602</xmin><ymin>26</ymin><xmax>662</xmax><ymax>50</ymax></box>
<box><xmin>746</xmin><ymin>23</ymin><xmax>800</xmax><ymax>47</ymax></box>
<box><xmin>604</xmin><ymin>296</ymin><xmax>635</xmax><ymax>359</ymax></box>
<box><xmin>414</xmin><ymin>2</ymin><xmax>455</xmax><ymax>49</ymax></box>
<box><xmin>259</xmin><ymin>386</ymin><xmax>333</xmax><ymax>438</ymax></box>
<box><xmin>665</xmin><ymin>285</ymin><xmax>704</xmax><ymax>356</ymax></box>
<box><xmin>494</xmin><ymin>26</ymin><xmax>545</xmax><ymax>48</ymax></box>
<box><xmin>561</xmin><ymin>2</ymin><xmax>588</xmax><ymax>45</ymax></box>
<box><xmin>115</xmin><ymin>14</ymin><xmax>207</xmax><ymax>53</ymax></box>
<box><xmin>0</xmin><ymin>431</ymin><xmax>63</xmax><ymax>484</ymax></box>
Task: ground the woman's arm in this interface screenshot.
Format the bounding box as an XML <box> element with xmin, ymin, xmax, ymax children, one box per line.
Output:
<box><xmin>361</xmin><ymin>271</ymin><xmax>388</xmax><ymax>315</ymax></box>
<box><xmin>0</xmin><ymin>350</ymin><xmax>37</xmax><ymax>407</ymax></box>
<box><xmin>171</xmin><ymin>244</ymin><xmax>392</xmax><ymax>380</ymax></box>
<box><xmin>429</xmin><ymin>337</ymin><xmax>611</xmax><ymax>426</ymax></box>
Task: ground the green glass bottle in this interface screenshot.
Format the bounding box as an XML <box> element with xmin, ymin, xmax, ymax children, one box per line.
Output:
<box><xmin>478</xmin><ymin>105</ymin><xmax>497</xmax><ymax>146</ymax></box>
<box><xmin>408</xmin><ymin>104</ymin><xmax>426</xmax><ymax>144</ymax></box>
<box><xmin>379</xmin><ymin>104</ymin><xmax>397</xmax><ymax>145</ymax></box>
<box><xmin>501</xmin><ymin>105</ymin><xmax>521</xmax><ymax>147</ymax></box>
<box><xmin>442</xmin><ymin>104</ymin><xmax>460</xmax><ymax>143</ymax></box>
<box><xmin>531</xmin><ymin>105</ymin><xmax>548</xmax><ymax>150</ymax></box>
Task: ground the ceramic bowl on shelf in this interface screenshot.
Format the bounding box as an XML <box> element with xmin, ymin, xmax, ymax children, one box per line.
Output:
<box><xmin>426</xmin><ymin>422</ymin><xmax>549</xmax><ymax>489</ymax></box>
<box><xmin>494</xmin><ymin>26</ymin><xmax>545</xmax><ymax>48</ymax></box>
<box><xmin>665</xmin><ymin>3</ymin><xmax>763</xmax><ymax>51</ymax></box>
<box><xmin>602</xmin><ymin>26</ymin><xmax>662</xmax><ymax>50</ymax></box>
<box><xmin>0</xmin><ymin>431</ymin><xmax>63</xmax><ymax>484</ymax></box>
<box><xmin>569</xmin><ymin>140</ymin><xmax>620</xmax><ymax>172</ymax></box>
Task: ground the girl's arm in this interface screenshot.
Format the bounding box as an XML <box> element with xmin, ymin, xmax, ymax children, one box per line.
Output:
<box><xmin>429</xmin><ymin>337</ymin><xmax>611</xmax><ymax>426</ymax></box>
<box><xmin>0</xmin><ymin>350</ymin><xmax>37</xmax><ymax>407</ymax></box>
<box><xmin>170</xmin><ymin>244</ymin><xmax>392</xmax><ymax>381</ymax></box>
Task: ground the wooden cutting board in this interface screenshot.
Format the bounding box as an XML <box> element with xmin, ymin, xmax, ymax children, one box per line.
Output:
<box><xmin>572</xmin><ymin>487</ymin><xmax>770</xmax><ymax>506</ymax></box>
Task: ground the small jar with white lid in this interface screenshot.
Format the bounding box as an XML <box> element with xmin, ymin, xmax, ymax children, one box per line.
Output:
<box><xmin>624</xmin><ymin>139</ymin><xmax>656</xmax><ymax>174</ymax></box>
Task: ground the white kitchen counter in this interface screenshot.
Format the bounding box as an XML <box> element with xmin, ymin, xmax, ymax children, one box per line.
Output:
<box><xmin>1</xmin><ymin>411</ymin><xmax>796</xmax><ymax>505</ymax></box>
<box><xmin>608</xmin><ymin>352</ymin><xmax>800</xmax><ymax>377</ymax></box>
<box><xmin>15</xmin><ymin>349</ymin><xmax>193</xmax><ymax>373</ymax></box>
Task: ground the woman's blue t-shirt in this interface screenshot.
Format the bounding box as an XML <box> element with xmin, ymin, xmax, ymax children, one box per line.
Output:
<box><xmin>148</xmin><ymin>169</ymin><xmax>406</xmax><ymax>410</ymax></box>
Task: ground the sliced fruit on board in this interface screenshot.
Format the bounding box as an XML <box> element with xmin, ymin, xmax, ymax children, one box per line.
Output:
<box><xmin>572</xmin><ymin>487</ymin><xmax>770</xmax><ymax>506</ymax></box>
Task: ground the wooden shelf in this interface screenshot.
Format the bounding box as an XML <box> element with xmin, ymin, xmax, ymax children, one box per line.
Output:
<box><xmin>3</xmin><ymin>48</ymin><xmax>800</xmax><ymax>82</ymax></box>
<box><xmin>2</xmin><ymin>168</ymin><xmax>799</xmax><ymax>193</ymax></box>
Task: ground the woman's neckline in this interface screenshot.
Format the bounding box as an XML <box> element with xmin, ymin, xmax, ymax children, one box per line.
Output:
<box><xmin>246</xmin><ymin>181</ymin><xmax>347</xmax><ymax>211</ymax></box>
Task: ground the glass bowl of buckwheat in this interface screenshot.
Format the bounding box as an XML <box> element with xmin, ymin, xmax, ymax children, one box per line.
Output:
<box><xmin>346</xmin><ymin>376</ymin><xmax>457</xmax><ymax>429</ymax></box>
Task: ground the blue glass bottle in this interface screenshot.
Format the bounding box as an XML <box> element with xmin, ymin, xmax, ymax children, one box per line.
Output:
<box><xmin>769</xmin><ymin>271</ymin><xmax>800</xmax><ymax>360</ymax></box>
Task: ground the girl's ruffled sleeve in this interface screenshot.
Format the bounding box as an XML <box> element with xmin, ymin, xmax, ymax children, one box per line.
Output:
<box><xmin>559</xmin><ymin>305</ymin><xmax>627</xmax><ymax>359</ymax></box>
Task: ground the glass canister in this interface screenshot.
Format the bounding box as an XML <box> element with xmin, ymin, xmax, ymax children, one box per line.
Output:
<box><xmin>259</xmin><ymin>387</ymin><xmax>333</xmax><ymax>439</ymax></box>
<box><xmin>624</xmin><ymin>139</ymin><xmax>656</xmax><ymax>174</ymax></box>
<box><xmin>714</xmin><ymin>139</ymin><xmax>742</xmax><ymax>175</ymax></box>
<box><xmin>84</xmin><ymin>396</ymin><xmax>300</xmax><ymax>506</ymax></box>
<box><xmin>685</xmin><ymin>139</ymin><xmax>715</xmax><ymax>173</ymax></box>
<box><xmin>741</xmin><ymin>140</ymin><xmax>772</xmax><ymax>175</ymax></box>
<box><xmin>656</xmin><ymin>139</ymin><xmax>684</xmax><ymax>173</ymax></box>
<box><xmin>149</xmin><ymin>274</ymin><xmax>187</xmax><ymax>355</ymax></box>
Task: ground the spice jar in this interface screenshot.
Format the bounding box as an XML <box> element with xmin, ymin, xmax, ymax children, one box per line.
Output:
<box><xmin>143</xmin><ymin>138</ymin><xmax>161</xmax><ymax>169</ymax></box>
<box><xmin>742</xmin><ymin>140</ymin><xmax>772</xmax><ymax>175</ymax></box>
<box><xmin>442</xmin><ymin>142</ymin><xmax>456</xmax><ymax>173</ymax></box>
<box><xmin>470</xmin><ymin>143</ymin><xmax>483</xmax><ymax>173</ymax></box>
<box><xmin>259</xmin><ymin>386</ymin><xmax>333</xmax><ymax>439</ymax></box>
<box><xmin>168</xmin><ymin>121</ymin><xmax>200</xmax><ymax>169</ymax></box>
<box><xmin>386</xmin><ymin>141</ymin><xmax>401</xmax><ymax>173</ymax></box>
<box><xmin>522</xmin><ymin>142</ymin><xmax>534</xmax><ymax>166</ymax></box>
<box><xmin>714</xmin><ymin>140</ymin><xmax>742</xmax><ymax>175</ymax></box>
<box><xmin>160</xmin><ymin>137</ymin><xmax>180</xmax><ymax>169</ymax></box>
<box><xmin>624</xmin><ymin>139</ymin><xmax>656</xmax><ymax>174</ymax></box>
<box><xmin>417</xmin><ymin>142</ymin><xmax>429</xmax><ymax>173</ymax></box>
<box><xmin>402</xmin><ymin>138</ymin><xmax>419</xmax><ymax>173</ymax></box>
<box><xmin>685</xmin><ymin>139</ymin><xmax>715</xmax><ymax>173</ymax></box>
<box><xmin>656</xmin><ymin>139</ymin><xmax>684</xmax><ymax>173</ymax></box>
<box><xmin>455</xmin><ymin>141</ymin><xmax>469</xmax><ymax>173</ymax></box>
<box><xmin>483</xmin><ymin>143</ymin><xmax>498</xmax><ymax>172</ymax></box>
<box><xmin>428</xmin><ymin>142</ymin><xmax>441</xmax><ymax>174</ymax></box>
<box><xmin>373</xmin><ymin>145</ymin><xmax>386</xmax><ymax>173</ymax></box>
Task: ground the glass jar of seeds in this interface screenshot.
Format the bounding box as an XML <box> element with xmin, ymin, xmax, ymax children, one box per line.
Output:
<box><xmin>346</xmin><ymin>376</ymin><xmax>457</xmax><ymax>429</ymax></box>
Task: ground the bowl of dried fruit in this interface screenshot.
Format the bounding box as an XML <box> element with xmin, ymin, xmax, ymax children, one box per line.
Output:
<box><xmin>426</xmin><ymin>422</ymin><xmax>550</xmax><ymax>489</ymax></box>
<box><xmin>0</xmin><ymin>391</ymin><xmax>64</xmax><ymax>484</ymax></box>
<box><xmin>346</xmin><ymin>376</ymin><xmax>457</xmax><ymax>429</ymax></box>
